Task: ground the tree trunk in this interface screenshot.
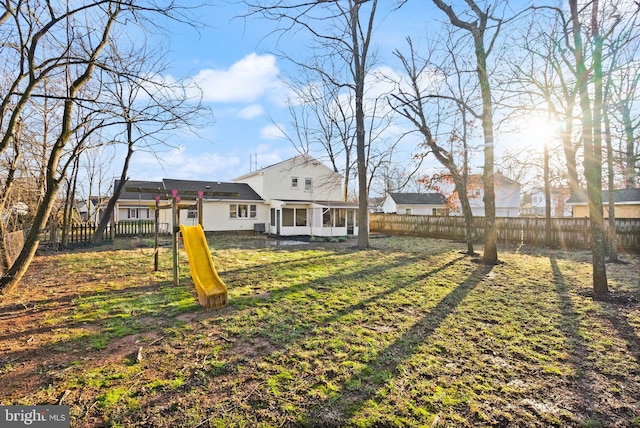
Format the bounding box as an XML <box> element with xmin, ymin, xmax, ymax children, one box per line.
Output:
<box><xmin>561</xmin><ymin>102</ymin><xmax>582</xmax><ymax>194</ymax></box>
<box><xmin>604</xmin><ymin>105</ymin><xmax>618</xmax><ymax>262</ymax></box>
<box><xmin>544</xmin><ymin>141</ymin><xmax>551</xmax><ymax>247</ymax></box>
<box><xmin>621</xmin><ymin>106</ymin><xmax>637</xmax><ymax>189</ymax></box>
<box><xmin>475</xmin><ymin>37</ymin><xmax>498</xmax><ymax>264</ymax></box>
<box><xmin>456</xmin><ymin>181</ymin><xmax>476</xmax><ymax>255</ymax></box>
<box><xmin>93</xmin><ymin>130</ymin><xmax>135</xmax><ymax>243</ymax></box>
<box><xmin>351</xmin><ymin>1</ymin><xmax>372</xmax><ymax>250</ymax></box>
<box><xmin>61</xmin><ymin>157</ymin><xmax>80</xmax><ymax>248</ymax></box>
<box><xmin>570</xmin><ymin>0</ymin><xmax>608</xmax><ymax>295</ymax></box>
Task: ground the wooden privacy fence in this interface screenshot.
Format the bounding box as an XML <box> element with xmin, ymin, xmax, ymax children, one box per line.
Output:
<box><xmin>369</xmin><ymin>214</ymin><xmax>640</xmax><ymax>253</ymax></box>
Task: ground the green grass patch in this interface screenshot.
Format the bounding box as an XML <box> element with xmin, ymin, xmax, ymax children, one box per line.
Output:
<box><xmin>3</xmin><ymin>235</ymin><xmax>639</xmax><ymax>427</ymax></box>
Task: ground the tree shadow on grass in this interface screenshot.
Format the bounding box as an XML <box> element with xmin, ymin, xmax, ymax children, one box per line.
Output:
<box><xmin>227</xmin><ymin>252</ymin><xmax>424</xmax><ymax>309</ymax></box>
<box><xmin>549</xmin><ymin>257</ymin><xmax>616</xmax><ymax>424</ymax></box>
<box><xmin>318</xmin><ymin>255</ymin><xmax>468</xmax><ymax>328</ymax></box>
<box><xmin>299</xmin><ymin>263</ymin><xmax>493</xmax><ymax>426</ymax></box>
<box><xmin>224</xmin><ymin>252</ymin><xmax>468</xmax><ymax>349</ymax></box>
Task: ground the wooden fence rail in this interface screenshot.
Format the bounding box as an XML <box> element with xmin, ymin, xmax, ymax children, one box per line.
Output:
<box><xmin>39</xmin><ymin>221</ymin><xmax>169</xmax><ymax>244</ymax></box>
<box><xmin>369</xmin><ymin>214</ymin><xmax>640</xmax><ymax>253</ymax></box>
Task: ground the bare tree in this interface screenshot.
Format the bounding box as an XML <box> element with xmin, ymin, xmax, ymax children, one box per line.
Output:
<box><xmin>428</xmin><ymin>0</ymin><xmax>510</xmax><ymax>264</ymax></box>
<box><xmin>0</xmin><ymin>1</ymin><xmax>202</xmax><ymax>293</ymax></box>
<box><xmin>563</xmin><ymin>0</ymin><xmax>630</xmax><ymax>295</ymax></box>
<box><xmin>610</xmin><ymin>49</ymin><xmax>640</xmax><ymax>189</ymax></box>
<box><xmin>391</xmin><ymin>37</ymin><xmax>479</xmax><ymax>255</ymax></box>
<box><xmin>280</xmin><ymin>68</ymin><xmax>357</xmax><ymax>201</ymax></box>
<box><xmin>511</xmin><ymin>11</ymin><xmax>583</xmax><ymax>195</ymax></box>
<box><xmin>91</xmin><ymin>38</ymin><xmax>205</xmax><ymax>244</ymax></box>
<box><xmin>244</xmin><ymin>0</ymin><xmax>380</xmax><ymax>249</ymax></box>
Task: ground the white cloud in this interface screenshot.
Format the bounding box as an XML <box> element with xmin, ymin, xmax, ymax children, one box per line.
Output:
<box><xmin>189</xmin><ymin>53</ymin><xmax>282</xmax><ymax>103</ymax></box>
<box><xmin>260</xmin><ymin>123</ymin><xmax>286</xmax><ymax>140</ymax></box>
<box><xmin>237</xmin><ymin>104</ymin><xmax>264</xmax><ymax>119</ymax></box>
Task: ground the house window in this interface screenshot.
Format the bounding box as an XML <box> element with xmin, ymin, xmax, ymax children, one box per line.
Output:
<box><xmin>323</xmin><ymin>209</ymin><xmax>332</xmax><ymax>227</ymax></box>
<box><xmin>291</xmin><ymin>177</ymin><xmax>299</xmax><ymax>189</ymax></box>
<box><xmin>282</xmin><ymin>208</ymin><xmax>307</xmax><ymax>227</ymax></box>
<box><xmin>405</xmin><ymin>208</ymin><xmax>412</xmax><ymax>215</ymax></box>
<box><xmin>296</xmin><ymin>208</ymin><xmax>307</xmax><ymax>226</ymax></box>
<box><xmin>432</xmin><ymin>208</ymin><xmax>449</xmax><ymax>216</ymax></box>
<box><xmin>270</xmin><ymin>208</ymin><xmax>276</xmax><ymax>226</ymax></box>
<box><xmin>283</xmin><ymin>208</ymin><xmax>294</xmax><ymax>226</ymax></box>
<box><xmin>128</xmin><ymin>208</ymin><xmax>149</xmax><ymax>219</ymax></box>
<box><xmin>187</xmin><ymin>208</ymin><xmax>197</xmax><ymax>219</ymax></box>
<box><xmin>475</xmin><ymin>189</ymin><xmax>481</xmax><ymax>196</ymax></box>
<box><xmin>335</xmin><ymin>209</ymin><xmax>346</xmax><ymax>227</ymax></box>
<box><xmin>230</xmin><ymin>204</ymin><xmax>257</xmax><ymax>219</ymax></box>
<box><xmin>305</xmin><ymin>178</ymin><xmax>313</xmax><ymax>192</ymax></box>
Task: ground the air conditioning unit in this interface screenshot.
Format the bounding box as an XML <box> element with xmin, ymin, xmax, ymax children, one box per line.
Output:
<box><xmin>253</xmin><ymin>223</ymin><xmax>266</xmax><ymax>233</ymax></box>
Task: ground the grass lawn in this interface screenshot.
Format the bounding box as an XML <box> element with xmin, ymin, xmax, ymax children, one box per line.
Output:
<box><xmin>1</xmin><ymin>234</ymin><xmax>639</xmax><ymax>427</ymax></box>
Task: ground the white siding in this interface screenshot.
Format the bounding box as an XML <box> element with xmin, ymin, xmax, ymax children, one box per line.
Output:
<box><xmin>239</xmin><ymin>174</ymin><xmax>265</xmax><ymax>199</ymax></box>
<box><xmin>495</xmin><ymin>184</ymin><xmax>521</xmax><ymax>217</ymax></box>
<box><xmin>382</xmin><ymin>196</ymin><xmax>397</xmax><ymax>213</ymax></box>
<box><xmin>236</xmin><ymin>156</ymin><xmax>342</xmax><ymax>202</ymax></box>
<box><xmin>157</xmin><ymin>200</ymin><xmax>269</xmax><ymax>232</ymax></box>
<box><xmin>114</xmin><ymin>200</ymin><xmax>155</xmax><ymax>222</ymax></box>
<box><xmin>200</xmin><ymin>201</ymin><xmax>269</xmax><ymax>232</ymax></box>
<box><xmin>397</xmin><ymin>204</ymin><xmax>443</xmax><ymax>215</ymax></box>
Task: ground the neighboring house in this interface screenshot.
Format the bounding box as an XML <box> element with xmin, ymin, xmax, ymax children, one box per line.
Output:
<box><xmin>521</xmin><ymin>187</ymin><xmax>572</xmax><ymax>217</ymax></box>
<box><xmin>431</xmin><ymin>172</ymin><xmax>522</xmax><ymax>217</ymax></box>
<box><xmin>382</xmin><ymin>192</ymin><xmax>447</xmax><ymax>216</ymax></box>
<box><xmin>368</xmin><ymin>197</ymin><xmax>384</xmax><ymax>213</ymax></box>
<box><xmin>77</xmin><ymin>197</ymin><xmax>109</xmax><ymax>223</ymax></box>
<box><xmin>566</xmin><ymin>189</ymin><xmax>640</xmax><ymax>218</ymax></box>
<box><xmin>114</xmin><ymin>155</ymin><xmax>359</xmax><ymax>237</ymax></box>
<box><xmin>114</xmin><ymin>180</ymin><xmax>163</xmax><ymax>224</ymax></box>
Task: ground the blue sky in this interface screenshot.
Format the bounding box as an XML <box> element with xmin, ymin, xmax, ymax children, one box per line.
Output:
<box><xmin>118</xmin><ymin>1</ymin><xmax>444</xmax><ymax>188</ymax></box>
<box><xmin>115</xmin><ymin>1</ymin><xmax>546</xmax><ymax>196</ymax></box>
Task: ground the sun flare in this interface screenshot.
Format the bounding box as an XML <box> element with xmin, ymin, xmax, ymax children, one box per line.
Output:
<box><xmin>517</xmin><ymin>115</ymin><xmax>559</xmax><ymax>149</ymax></box>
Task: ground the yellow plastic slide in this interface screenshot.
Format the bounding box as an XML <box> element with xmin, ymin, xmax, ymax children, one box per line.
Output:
<box><xmin>180</xmin><ymin>224</ymin><xmax>228</xmax><ymax>308</ymax></box>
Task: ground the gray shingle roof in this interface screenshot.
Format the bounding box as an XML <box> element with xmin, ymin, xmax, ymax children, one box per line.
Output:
<box><xmin>116</xmin><ymin>180</ymin><xmax>164</xmax><ymax>200</ymax></box>
<box><xmin>389</xmin><ymin>192</ymin><xmax>445</xmax><ymax>205</ymax></box>
<box><xmin>115</xmin><ymin>179</ymin><xmax>263</xmax><ymax>201</ymax></box>
<box><xmin>162</xmin><ymin>179</ymin><xmax>262</xmax><ymax>201</ymax></box>
<box><xmin>566</xmin><ymin>189</ymin><xmax>640</xmax><ymax>204</ymax></box>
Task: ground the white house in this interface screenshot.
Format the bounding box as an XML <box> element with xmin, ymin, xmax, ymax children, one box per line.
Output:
<box><xmin>521</xmin><ymin>187</ymin><xmax>572</xmax><ymax>217</ymax></box>
<box><xmin>113</xmin><ymin>180</ymin><xmax>160</xmax><ymax>224</ymax></box>
<box><xmin>114</xmin><ymin>155</ymin><xmax>359</xmax><ymax>237</ymax></box>
<box><xmin>382</xmin><ymin>193</ymin><xmax>447</xmax><ymax>215</ymax></box>
<box><xmin>430</xmin><ymin>172</ymin><xmax>521</xmax><ymax>217</ymax></box>
<box><xmin>465</xmin><ymin>172</ymin><xmax>521</xmax><ymax>217</ymax></box>
<box><xmin>77</xmin><ymin>197</ymin><xmax>109</xmax><ymax>223</ymax></box>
